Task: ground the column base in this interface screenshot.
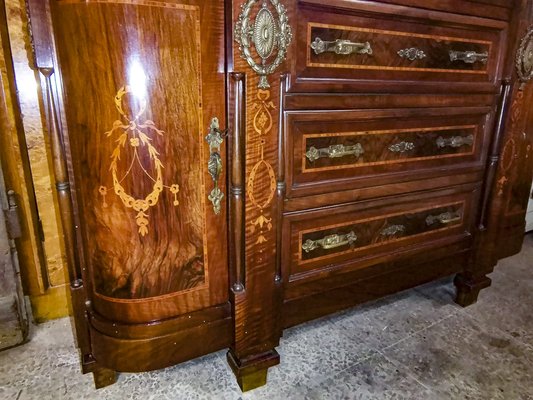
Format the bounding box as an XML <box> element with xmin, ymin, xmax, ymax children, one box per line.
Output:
<box><xmin>92</xmin><ymin>367</ymin><xmax>117</xmax><ymax>389</ymax></box>
<box><xmin>227</xmin><ymin>349</ymin><xmax>280</xmax><ymax>392</ymax></box>
<box><xmin>454</xmin><ymin>274</ymin><xmax>492</xmax><ymax>307</ymax></box>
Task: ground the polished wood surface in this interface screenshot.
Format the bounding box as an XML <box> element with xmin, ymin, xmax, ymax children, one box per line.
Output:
<box><xmin>27</xmin><ymin>0</ymin><xmax>231</xmax><ymax>384</ymax></box>
<box><xmin>286</xmin><ymin>107</ymin><xmax>492</xmax><ymax>198</ymax></box>
<box><xmin>290</xmin><ymin>0</ymin><xmax>508</xmax><ymax>93</ymax></box>
<box><xmin>283</xmin><ymin>185</ymin><xmax>478</xmax><ymax>281</ymax></box>
<box><xmin>46</xmin><ymin>0</ymin><xmax>228</xmax><ymax>323</ymax></box>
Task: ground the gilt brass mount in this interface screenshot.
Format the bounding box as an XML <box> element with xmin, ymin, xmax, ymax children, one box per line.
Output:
<box><xmin>426</xmin><ymin>211</ymin><xmax>462</xmax><ymax>226</ymax></box>
<box><xmin>311</xmin><ymin>37</ymin><xmax>372</xmax><ymax>56</ymax></box>
<box><xmin>206</xmin><ymin>117</ymin><xmax>225</xmax><ymax>214</ymax></box>
<box><xmin>302</xmin><ymin>231</ymin><xmax>358</xmax><ymax>253</ymax></box>
<box><xmin>449</xmin><ymin>50</ymin><xmax>488</xmax><ymax>65</ymax></box>
<box><xmin>436</xmin><ymin>134</ymin><xmax>474</xmax><ymax>149</ymax></box>
<box><xmin>234</xmin><ymin>0</ymin><xmax>293</xmax><ymax>89</ymax></box>
<box><xmin>397</xmin><ymin>47</ymin><xmax>426</xmax><ymax>61</ymax></box>
<box><xmin>306</xmin><ymin>143</ymin><xmax>364</xmax><ymax>162</ymax></box>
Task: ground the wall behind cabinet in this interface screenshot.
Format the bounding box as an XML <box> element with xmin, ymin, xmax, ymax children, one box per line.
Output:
<box><xmin>2</xmin><ymin>0</ymin><xmax>69</xmax><ymax>321</ymax></box>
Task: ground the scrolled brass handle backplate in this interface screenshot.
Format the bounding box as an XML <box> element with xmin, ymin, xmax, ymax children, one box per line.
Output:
<box><xmin>380</xmin><ymin>225</ymin><xmax>406</xmax><ymax>237</ymax></box>
<box><xmin>436</xmin><ymin>134</ymin><xmax>474</xmax><ymax>149</ymax></box>
<box><xmin>449</xmin><ymin>50</ymin><xmax>488</xmax><ymax>65</ymax></box>
<box><xmin>426</xmin><ymin>211</ymin><xmax>462</xmax><ymax>226</ymax></box>
<box><xmin>302</xmin><ymin>231</ymin><xmax>358</xmax><ymax>253</ymax></box>
<box><xmin>306</xmin><ymin>143</ymin><xmax>364</xmax><ymax>162</ymax></box>
<box><xmin>311</xmin><ymin>37</ymin><xmax>372</xmax><ymax>56</ymax></box>
<box><xmin>205</xmin><ymin>117</ymin><xmax>226</xmax><ymax>215</ymax></box>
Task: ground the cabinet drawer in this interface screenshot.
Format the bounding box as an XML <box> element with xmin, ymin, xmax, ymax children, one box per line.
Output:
<box><xmin>292</xmin><ymin>2</ymin><xmax>508</xmax><ymax>92</ymax></box>
<box><xmin>282</xmin><ymin>187</ymin><xmax>477</xmax><ymax>280</ymax></box>
<box><xmin>286</xmin><ymin>107</ymin><xmax>492</xmax><ymax>198</ymax></box>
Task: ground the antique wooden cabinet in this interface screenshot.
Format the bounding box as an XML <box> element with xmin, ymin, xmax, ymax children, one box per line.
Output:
<box><xmin>25</xmin><ymin>0</ymin><xmax>533</xmax><ymax>392</ymax></box>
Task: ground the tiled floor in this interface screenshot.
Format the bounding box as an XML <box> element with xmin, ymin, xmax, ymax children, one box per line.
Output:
<box><xmin>1</xmin><ymin>234</ymin><xmax>532</xmax><ymax>399</ymax></box>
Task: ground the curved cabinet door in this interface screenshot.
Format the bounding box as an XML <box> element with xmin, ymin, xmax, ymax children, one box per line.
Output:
<box><xmin>48</xmin><ymin>0</ymin><xmax>228</xmax><ymax>324</ymax></box>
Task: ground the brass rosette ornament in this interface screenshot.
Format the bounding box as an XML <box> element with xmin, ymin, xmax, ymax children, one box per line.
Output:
<box><xmin>517</xmin><ymin>25</ymin><xmax>533</xmax><ymax>86</ymax></box>
<box><xmin>234</xmin><ymin>0</ymin><xmax>292</xmax><ymax>89</ymax></box>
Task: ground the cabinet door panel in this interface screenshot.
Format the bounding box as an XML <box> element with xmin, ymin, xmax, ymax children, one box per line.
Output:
<box><xmin>50</xmin><ymin>0</ymin><xmax>227</xmax><ymax>323</ymax></box>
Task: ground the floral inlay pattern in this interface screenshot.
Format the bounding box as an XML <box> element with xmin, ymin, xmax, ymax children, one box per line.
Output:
<box><xmin>99</xmin><ymin>86</ymin><xmax>179</xmax><ymax>236</ymax></box>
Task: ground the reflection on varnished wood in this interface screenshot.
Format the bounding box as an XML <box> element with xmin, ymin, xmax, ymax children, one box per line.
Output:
<box><xmin>52</xmin><ymin>1</ymin><xmax>208</xmax><ymax>299</ymax></box>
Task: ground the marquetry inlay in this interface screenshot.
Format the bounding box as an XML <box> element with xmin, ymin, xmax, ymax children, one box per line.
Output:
<box><xmin>99</xmin><ymin>86</ymin><xmax>180</xmax><ymax>236</ymax></box>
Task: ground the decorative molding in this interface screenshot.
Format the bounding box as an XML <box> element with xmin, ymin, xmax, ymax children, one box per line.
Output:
<box><xmin>234</xmin><ymin>0</ymin><xmax>292</xmax><ymax>89</ymax></box>
<box><xmin>99</xmin><ymin>86</ymin><xmax>179</xmax><ymax>236</ymax></box>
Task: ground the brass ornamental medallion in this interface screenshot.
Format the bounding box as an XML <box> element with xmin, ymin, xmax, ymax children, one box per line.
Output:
<box><xmin>235</xmin><ymin>0</ymin><xmax>292</xmax><ymax>88</ymax></box>
<box><xmin>517</xmin><ymin>26</ymin><xmax>533</xmax><ymax>85</ymax></box>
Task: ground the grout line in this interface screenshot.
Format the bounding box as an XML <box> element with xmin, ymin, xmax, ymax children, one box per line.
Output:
<box><xmin>379</xmin><ymin>312</ymin><xmax>457</xmax><ymax>353</ymax></box>
<box><xmin>377</xmin><ymin>349</ymin><xmax>433</xmax><ymax>392</ymax></box>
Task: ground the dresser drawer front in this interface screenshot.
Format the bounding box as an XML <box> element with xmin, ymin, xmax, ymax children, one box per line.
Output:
<box><xmin>287</xmin><ymin>108</ymin><xmax>491</xmax><ymax>197</ymax></box>
<box><xmin>293</xmin><ymin>3</ymin><xmax>507</xmax><ymax>91</ymax></box>
<box><xmin>308</xmin><ymin>23</ymin><xmax>491</xmax><ymax>74</ymax></box>
<box><xmin>283</xmin><ymin>189</ymin><xmax>477</xmax><ymax>279</ymax></box>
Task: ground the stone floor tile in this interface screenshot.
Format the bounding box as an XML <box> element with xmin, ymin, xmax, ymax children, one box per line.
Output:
<box><xmin>0</xmin><ymin>235</ymin><xmax>531</xmax><ymax>399</ymax></box>
<box><xmin>382</xmin><ymin>313</ymin><xmax>533</xmax><ymax>400</ymax></box>
<box><xmin>305</xmin><ymin>352</ymin><xmax>435</xmax><ymax>400</ymax></box>
<box><xmin>268</xmin><ymin>317</ymin><xmax>377</xmax><ymax>390</ymax></box>
<box><xmin>331</xmin><ymin>289</ymin><xmax>459</xmax><ymax>351</ymax></box>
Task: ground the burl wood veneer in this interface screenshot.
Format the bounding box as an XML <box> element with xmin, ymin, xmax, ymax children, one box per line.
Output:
<box><xmin>25</xmin><ymin>0</ymin><xmax>533</xmax><ymax>392</ymax></box>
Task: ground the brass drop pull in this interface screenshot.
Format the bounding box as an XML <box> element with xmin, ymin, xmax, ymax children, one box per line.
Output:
<box><xmin>302</xmin><ymin>231</ymin><xmax>358</xmax><ymax>253</ymax></box>
<box><xmin>310</xmin><ymin>37</ymin><xmax>373</xmax><ymax>56</ymax></box>
<box><xmin>205</xmin><ymin>117</ymin><xmax>226</xmax><ymax>215</ymax></box>
<box><xmin>449</xmin><ymin>50</ymin><xmax>488</xmax><ymax>65</ymax></box>
<box><xmin>436</xmin><ymin>134</ymin><xmax>474</xmax><ymax>149</ymax></box>
<box><xmin>426</xmin><ymin>211</ymin><xmax>462</xmax><ymax>226</ymax></box>
<box><xmin>306</xmin><ymin>143</ymin><xmax>364</xmax><ymax>162</ymax></box>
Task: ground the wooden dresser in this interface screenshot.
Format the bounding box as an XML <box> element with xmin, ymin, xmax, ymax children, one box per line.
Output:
<box><xmin>25</xmin><ymin>0</ymin><xmax>533</xmax><ymax>391</ymax></box>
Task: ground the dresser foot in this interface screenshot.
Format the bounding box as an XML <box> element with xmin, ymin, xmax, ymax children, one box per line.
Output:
<box><xmin>227</xmin><ymin>349</ymin><xmax>279</xmax><ymax>392</ymax></box>
<box><xmin>454</xmin><ymin>274</ymin><xmax>492</xmax><ymax>307</ymax></box>
<box><xmin>92</xmin><ymin>367</ymin><xmax>117</xmax><ymax>389</ymax></box>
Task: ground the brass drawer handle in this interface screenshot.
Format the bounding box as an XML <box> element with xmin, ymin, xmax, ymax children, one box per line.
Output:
<box><xmin>398</xmin><ymin>47</ymin><xmax>426</xmax><ymax>61</ymax></box>
<box><xmin>449</xmin><ymin>50</ymin><xmax>488</xmax><ymax>65</ymax></box>
<box><xmin>389</xmin><ymin>141</ymin><xmax>415</xmax><ymax>153</ymax></box>
<box><xmin>426</xmin><ymin>211</ymin><xmax>462</xmax><ymax>226</ymax></box>
<box><xmin>436</xmin><ymin>134</ymin><xmax>474</xmax><ymax>149</ymax></box>
<box><xmin>205</xmin><ymin>117</ymin><xmax>226</xmax><ymax>214</ymax></box>
<box><xmin>306</xmin><ymin>143</ymin><xmax>364</xmax><ymax>162</ymax></box>
<box><xmin>302</xmin><ymin>231</ymin><xmax>358</xmax><ymax>253</ymax></box>
<box><xmin>311</xmin><ymin>37</ymin><xmax>373</xmax><ymax>56</ymax></box>
<box><xmin>380</xmin><ymin>224</ymin><xmax>406</xmax><ymax>237</ymax></box>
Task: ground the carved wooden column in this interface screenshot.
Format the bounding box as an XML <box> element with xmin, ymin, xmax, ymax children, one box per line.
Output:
<box><xmin>227</xmin><ymin>0</ymin><xmax>292</xmax><ymax>391</ymax></box>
